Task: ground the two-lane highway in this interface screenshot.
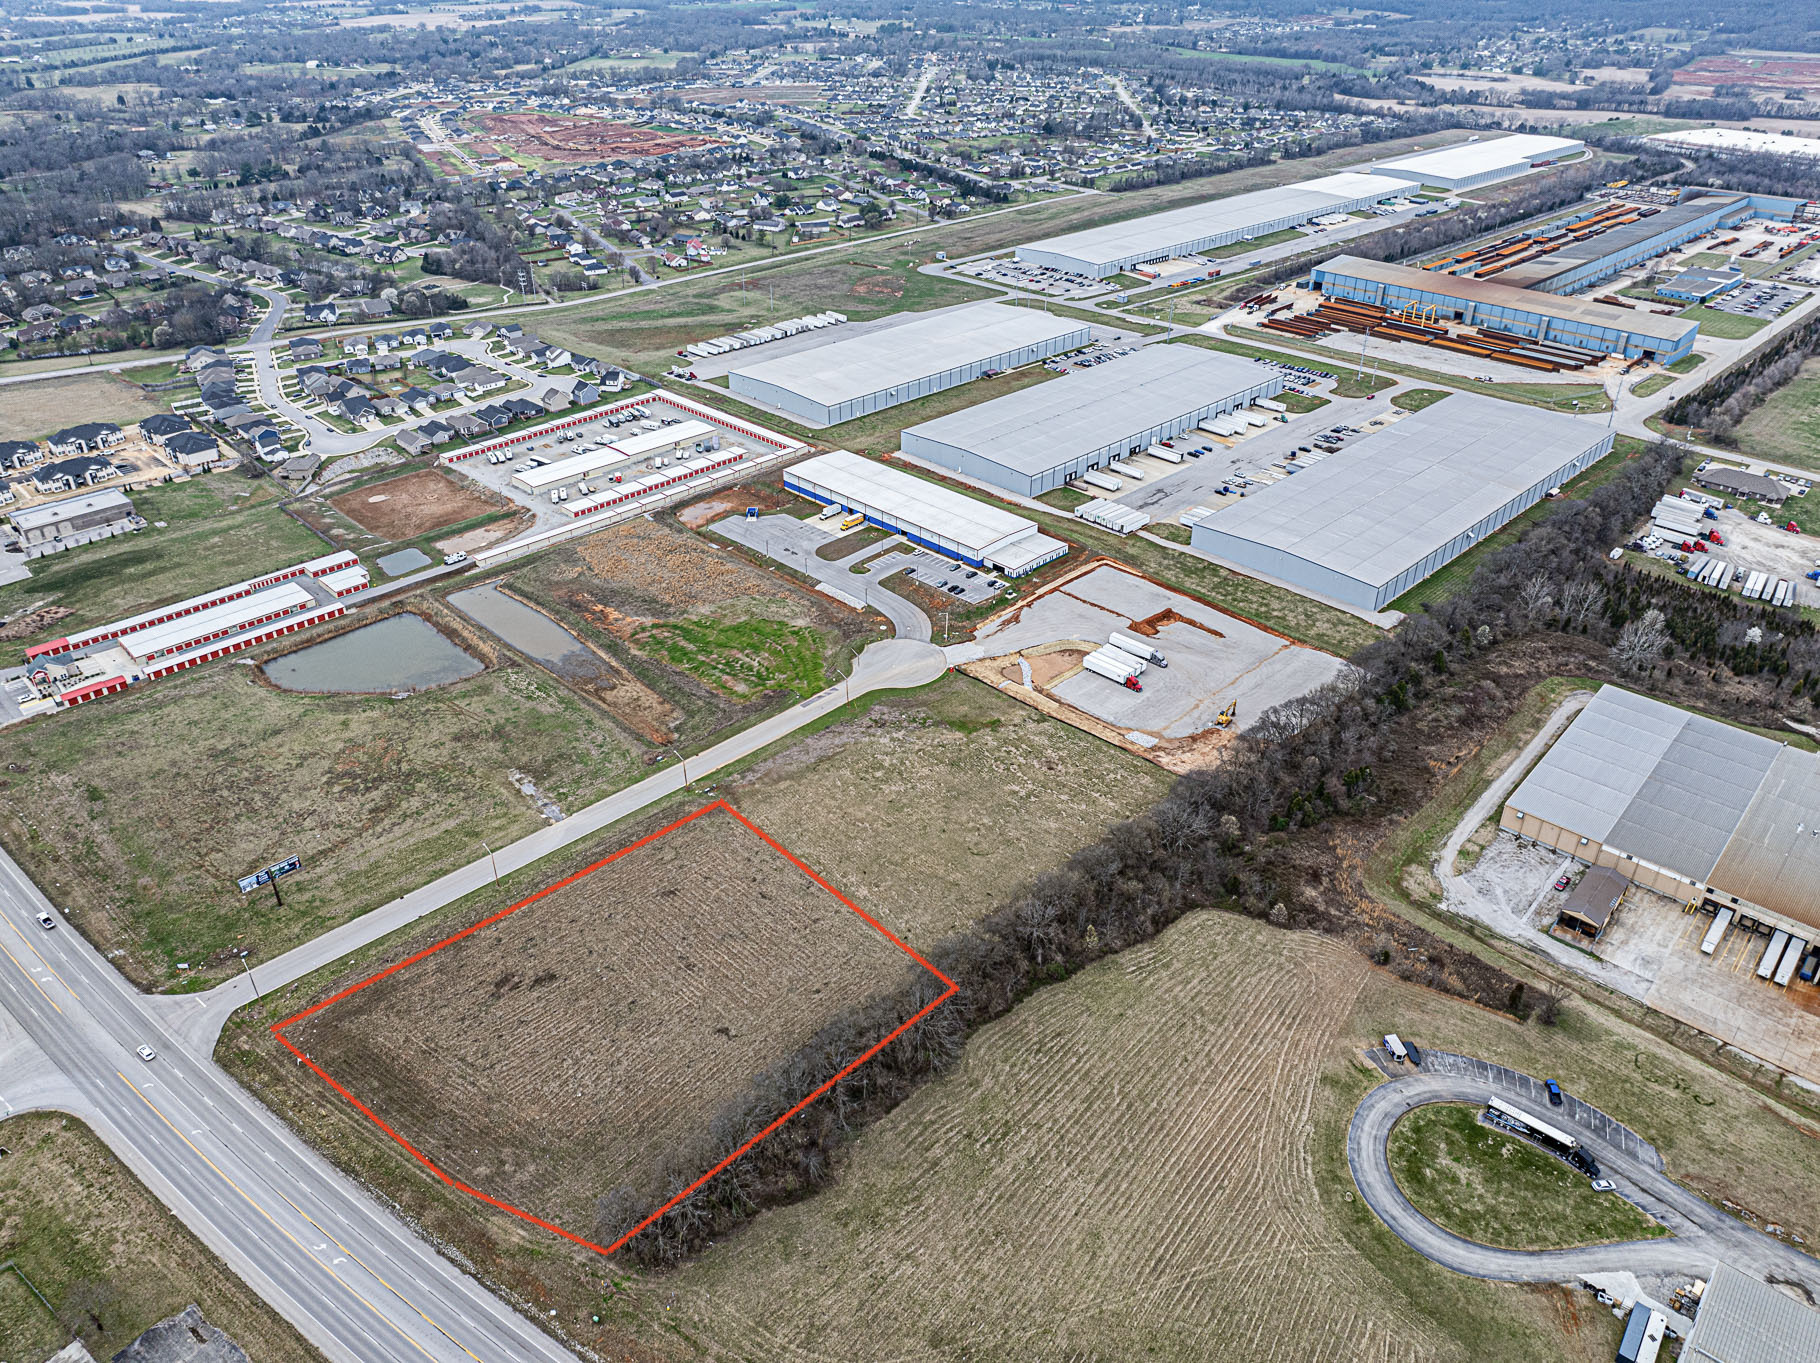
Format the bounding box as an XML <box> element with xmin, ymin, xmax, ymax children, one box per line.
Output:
<box><xmin>0</xmin><ymin>848</ymin><xmax>581</xmax><ymax>1363</ymax></box>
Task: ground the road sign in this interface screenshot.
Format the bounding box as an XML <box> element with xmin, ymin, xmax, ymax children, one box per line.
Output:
<box><xmin>236</xmin><ymin>855</ymin><xmax>303</xmax><ymax>896</ymax></box>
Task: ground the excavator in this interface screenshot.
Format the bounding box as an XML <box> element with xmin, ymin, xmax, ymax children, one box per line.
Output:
<box><xmin>1213</xmin><ymin>701</ymin><xmax>1237</xmax><ymax>729</ymax></box>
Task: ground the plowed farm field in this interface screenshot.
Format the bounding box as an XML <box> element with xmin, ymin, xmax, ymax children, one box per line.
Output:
<box><xmin>475</xmin><ymin>112</ymin><xmax>720</xmax><ymax>163</ymax></box>
<box><xmin>277</xmin><ymin>804</ymin><xmax>924</xmax><ymax>1244</ymax></box>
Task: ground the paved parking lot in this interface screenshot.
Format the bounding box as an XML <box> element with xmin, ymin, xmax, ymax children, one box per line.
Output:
<box><xmin>1707</xmin><ymin>280</ymin><xmax>1807</xmax><ymax>320</ymax></box>
<box><xmin>950</xmin><ymin>256</ymin><xmax>1106</xmax><ymax>298</ymax></box>
<box><xmin>887</xmin><ymin>547</ymin><xmax>1001</xmax><ymax>604</ymax></box>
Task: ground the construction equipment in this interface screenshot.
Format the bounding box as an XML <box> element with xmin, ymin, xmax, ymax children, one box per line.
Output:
<box><xmin>1214</xmin><ymin>700</ymin><xmax>1237</xmax><ymax>729</ymax></box>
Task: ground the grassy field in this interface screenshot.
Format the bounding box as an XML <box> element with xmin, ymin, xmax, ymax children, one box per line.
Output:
<box><xmin>0</xmin><ymin>613</ymin><xmax>649</xmax><ymax>988</ymax></box>
<box><xmin>0</xmin><ymin>1113</ymin><xmax>323</xmax><ymax>1363</ymax></box>
<box><xmin>633</xmin><ymin>914</ymin><xmax>1626</xmax><ymax>1362</ymax></box>
<box><xmin>1389</xmin><ymin>436</ymin><xmax>1647</xmax><ymax>613</ymax></box>
<box><xmin>504</xmin><ymin>515</ymin><xmax>879</xmax><ymax>745</ymax></box>
<box><xmin>1278</xmin><ymin>389</ymin><xmax>1331</xmax><ymax>414</ymax></box>
<box><xmin>1393</xmin><ymin>387</ymin><xmax>1453</xmax><ymax>411</ymax></box>
<box><xmin>217</xmin><ymin>676</ymin><xmax>1174</xmax><ymax>1350</ymax></box>
<box><xmin>0</xmin><ymin>372</ymin><xmax>177</xmax><ymax>442</ymax></box>
<box><xmin>1733</xmin><ymin>356</ymin><xmax>1820</xmax><ymax>473</ymax></box>
<box><xmin>0</xmin><ymin>478</ymin><xmax>328</xmax><ymax>648</ymax></box>
<box><xmin>1631</xmin><ymin>373</ymin><xmax>1675</xmax><ymax>398</ymax></box>
<box><xmin>1388</xmin><ymin>1104</ymin><xmax>1666</xmax><ymax>1250</ymax></box>
<box><xmin>281</xmin><ymin>804</ymin><xmax>916</xmax><ymax>1236</ymax></box>
<box><xmin>1677</xmin><ymin>305</ymin><xmax>1770</xmax><ymax>339</ymax></box>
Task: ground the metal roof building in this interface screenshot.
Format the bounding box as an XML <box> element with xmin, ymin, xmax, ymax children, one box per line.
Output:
<box><xmin>726</xmin><ymin>304</ymin><xmax>1090</xmax><ymax>426</ymax></box>
<box><xmin>1682</xmin><ymin>1263</ymin><xmax>1820</xmax><ymax>1363</ymax></box>
<box><xmin>1188</xmin><ymin>394</ymin><xmax>1612</xmax><ymax>611</ymax></box>
<box><xmin>783</xmin><ymin>448</ymin><xmax>1067</xmax><ymax>576</ymax></box>
<box><xmin>1645</xmin><ymin>127</ymin><xmax>1820</xmax><ymax>164</ymax></box>
<box><xmin>1311</xmin><ymin>254</ymin><xmax>1700</xmax><ymax>361</ymax></box>
<box><xmin>1013</xmin><ymin>171</ymin><xmax>1420</xmax><ymax>279</ymax></box>
<box><xmin>900</xmin><ymin>345</ymin><xmax>1284</xmax><ymax>496</ymax></box>
<box><xmin>1368</xmin><ymin>134</ymin><xmax>1585</xmax><ymax>191</ymax></box>
<box><xmin>1494</xmin><ymin>194</ymin><xmax>1747</xmax><ymax>295</ymax></box>
<box><xmin>1504</xmin><ymin>687</ymin><xmax>1820</xmax><ymax>936</ymax></box>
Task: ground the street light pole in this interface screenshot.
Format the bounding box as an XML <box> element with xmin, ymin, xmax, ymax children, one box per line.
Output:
<box><xmin>481</xmin><ymin>838</ymin><xmax>499</xmax><ymax>885</ymax></box>
<box><xmin>239</xmin><ymin>950</ymin><xmax>260</xmax><ymax>999</ymax></box>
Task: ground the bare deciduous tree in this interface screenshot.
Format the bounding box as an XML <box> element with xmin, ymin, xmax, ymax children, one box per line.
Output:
<box><xmin>1518</xmin><ymin>572</ymin><xmax>1555</xmax><ymax>622</ymax></box>
<box><xmin>1611</xmin><ymin>608</ymin><xmax>1670</xmax><ymax>671</ymax></box>
<box><xmin>1560</xmin><ymin>578</ymin><xmax>1606</xmax><ymax>629</ymax></box>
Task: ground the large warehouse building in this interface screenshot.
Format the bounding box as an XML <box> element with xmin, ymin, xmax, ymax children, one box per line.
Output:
<box><xmin>1368</xmin><ymin>134</ymin><xmax>1584</xmax><ymax>191</ymax></box>
<box><xmin>901</xmin><ymin>344</ymin><xmax>1284</xmax><ymax>496</ymax></box>
<box><xmin>1490</xmin><ymin>194</ymin><xmax>1749</xmax><ymax>295</ymax></box>
<box><xmin>1012</xmin><ymin>171</ymin><xmax>1420</xmax><ymax>279</ymax></box>
<box><xmin>1188</xmin><ymin>395</ymin><xmax>1612</xmax><ymax>611</ymax></box>
<box><xmin>784</xmin><ymin>448</ymin><xmax>1067</xmax><ymax>576</ymax></box>
<box><xmin>1311</xmin><ymin>254</ymin><xmax>1699</xmax><ymax>361</ymax></box>
<box><xmin>726</xmin><ymin>303</ymin><xmax>1089</xmax><ymax>426</ymax></box>
<box><xmin>1503</xmin><ymin>686</ymin><xmax>1820</xmax><ymax>940</ymax></box>
<box><xmin>1645</xmin><ymin>126</ymin><xmax>1820</xmax><ymax>165</ymax></box>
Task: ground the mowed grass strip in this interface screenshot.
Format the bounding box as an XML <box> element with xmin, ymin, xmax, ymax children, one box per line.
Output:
<box><xmin>0</xmin><ymin>1113</ymin><xmax>324</xmax><ymax>1363</ymax></box>
<box><xmin>0</xmin><ymin>477</ymin><xmax>327</xmax><ymax>647</ymax></box>
<box><xmin>1387</xmin><ymin>1104</ymin><xmax>1666</xmax><ymax>1251</ymax></box>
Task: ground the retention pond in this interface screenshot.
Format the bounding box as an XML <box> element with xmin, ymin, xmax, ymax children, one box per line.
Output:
<box><xmin>264</xmin><ymin>613</ymin><xmax>482</xmax><ymax>693</ymax></box>
<box><xmin>449</xmin><ymin>585</ymin><xmax>609</xmax><ymax>680</ymax></box>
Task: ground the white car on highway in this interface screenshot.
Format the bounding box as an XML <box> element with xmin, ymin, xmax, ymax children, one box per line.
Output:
<box><xmin>36</xmin><ymin>911</ymin><xmax>55</xmax><ymax>930</ymax></box>
<box><xmin>136</xmin><ymin>1045</ymin><xmax>157</xmax><ymax>1063</ymax></box>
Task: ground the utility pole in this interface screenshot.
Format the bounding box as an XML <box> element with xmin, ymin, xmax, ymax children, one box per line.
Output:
<box><xmin>481</xmin><ymin>838</ymin><xmax>499</xmax><ymax>885</ymax></box>
<box><xmin>239</xmin><ymin>951</ymin><xmax>260</xmax><ymax>999</ymax></box>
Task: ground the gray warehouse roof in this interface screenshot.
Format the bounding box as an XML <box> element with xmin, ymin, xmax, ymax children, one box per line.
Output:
<box><xmin>1683</xmin><ymin>1264</ymin><xmax>1820</xmax><ymax>1363</ymax></box>
<box><xmin>1198</xmin><ymin>394</ymin><xmax>1605</xmax><ymax>594</ymax></box>
<box><xmin>1711</xmin><ymin>748</ymin><xmax>1820</xmax><ymax>928</ymax></box>
<box><xmin>724</xmin><ymin>303</ymin><xmax>1084</xmax><ymax>409</ymax></box>
<box><xmin>901</xmin><ymin>344</ymin><xmax>1281</xmax><ymax>476</ymax></box>
<box><xmin>1015</xmin><ymin>171</ymin><xmax>1416</xmax><ymax>273</ymax></box>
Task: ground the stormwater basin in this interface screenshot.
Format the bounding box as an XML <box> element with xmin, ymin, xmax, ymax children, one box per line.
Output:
<box><xmin>264</xmin><ymin>613</ymin><xmax>482</xmax><ymax>693</ymax></box>
<box><xmin>377</xmin><ymin>546</ymin><xmax>432</xmax><ymax>577</ymax></box>
<box><xmin>450</xmin><ymin>585</ymin><xmax>598</xmax><ymax>673</ymax></box>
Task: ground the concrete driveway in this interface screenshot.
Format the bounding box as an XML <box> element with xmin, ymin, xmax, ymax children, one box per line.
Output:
<box><xmin>713</xmin><ymin>512</ymin><xmax>932</xmax><ymax>641</ymax></box>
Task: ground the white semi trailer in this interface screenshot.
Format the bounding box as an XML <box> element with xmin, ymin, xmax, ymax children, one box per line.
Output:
<box><xmin>1700</xmin><ymin>907</ymin><xmax>1734</xmax><ymax>955</ymax></box>
<box><xmin>1108</xmin><ymin>630</ymin><xmax>1166</xmax><ymax>666</ymax></box>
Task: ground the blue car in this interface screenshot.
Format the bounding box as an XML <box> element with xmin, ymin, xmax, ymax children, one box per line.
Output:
<box><xmin>1545</xmin><ymin>1080</ymin><xmax>1564</xmax><ymax>1107</ymax></box>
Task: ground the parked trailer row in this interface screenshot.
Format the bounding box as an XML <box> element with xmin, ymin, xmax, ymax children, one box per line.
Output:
<box><xmin>1104</xmin><ymin>458</ymin><xmax>1144</xmax><ymax>479</ymax></box>
<box><xmin>1078</xmin><ymin>470</ymin><xmax>1123</xmax><ymax>493</ymax></box>
<box><xmin>1199</xmin><ymin>415</ymin><xmax>1246</xmax><ymax>438</ymax></box>
<box><xmin>1700</xmin><ymin>907</ymin><xmax>1734</xmax><ymax>955</ymax></box>
<box><xmin>1082</xmin><ymin>648</ymin><xmax>1143</xmax><ymax>690</ymax></box>
<box><xmin>1743</xmin><ymin>570</ymin><xmax>1770</xmax><ymax>601</ymax></box>
<box><xmin>1146</xmin><ymin>443</ymin><xmax>1184</xmax><ymax>464</ymax></box>
<box><xmin>1074</xmin><ymin>498</ymin><xmax>1151</xmax><ymax>535</ymax></box>
<box><xmin>683</xmin><ymin>311</ymin><xmax>846</xmax><ymax>359</ymax></box>
<box><xmin>1109</xmin><ymin>630</ymin><xmax>1166</xmax><ymax>666</ymax></box>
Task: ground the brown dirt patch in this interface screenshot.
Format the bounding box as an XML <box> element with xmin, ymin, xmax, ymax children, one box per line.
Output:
<box><xmin>675</xmin><ymin>482</ymin><xmax>800</xmax><ymax>530</ymax></box>
<box><xmin>0</xmin><ymin>604</ymin><xmax>74</xmax><ymax>642</ymax></box>
<box><xmin>574</xmin><ymin>517</ymin><xmax>784</xmax><ymax>614</ymax></box>
<box><xmin>328</xmin><ymin>469</ymin><xmax>501</xmax><ymax>541</ymax></box>
<box><xmin>849</xmin><ymin>277</ymin><xmax>905</xmax><ymax>299</ymax></box>
<box><xmin>280</xmin><ymin>805</ymin><xmax>915</xmax><ymax>1237</ymax></box>
<box><xmin>1673</xmin><ymin>55</ymin><xmax>1820</xmax><ymax>95</ymax></box>
<box><xmin>476</xmin><ymin>111</ymin><xmax>720</xmax><ymax>163</ymax></box>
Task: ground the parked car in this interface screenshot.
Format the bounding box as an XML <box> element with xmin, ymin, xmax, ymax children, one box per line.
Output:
<box><xmin>442</xmin><ymin>551</ymin><xmax>469</xmax><ymax>566</ymax></box>
<box><xmin>1545</xmin><ymin>1079</ymin><xmax>1564</xmax><ymax>1107</ymax></box>
<box><xmin>1591</xmin><ymin>1179</ymin><xmax>1616</xmax><ymax>1193</ymax></box>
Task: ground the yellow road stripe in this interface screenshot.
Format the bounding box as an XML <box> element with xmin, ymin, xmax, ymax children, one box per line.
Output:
<box><xmin>4</xmin><ymin>914</ymin><xmax>79</xmax><ymax>1001</ymax></box>
<box><xmin>118</xmin><ymin>1072</ymin><xmax>479</xmax><ymax>1363</ymax></box>
<box><xmin>0</xmin><ymin>934</ymin><xmax>62</xmax><ymax>1014</ymax></box>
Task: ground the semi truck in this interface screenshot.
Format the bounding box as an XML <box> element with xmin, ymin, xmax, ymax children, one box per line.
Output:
<box><xmin>1082</xmin><ymin>650</ymin><xmax>1143</xmax><ymax>690</ymax></box>
<box><xmin>1486</xmin><ymin>1097</ymin><xmax>1579</xmax><ymax>1153</ymax></box>
<box><xmin>1086</xmin><ymin>644</ymin><xmax>1145</xmax><ymax>677</ymax></box>
<box><xmin>1700</xmin><ymin>907</ymin><xmax>1734</xmax><ymax>955</ymax></box>
<box><xmin>1109</xmin><ymin>630</ymin><xmax>1167</xmax><ymax>666</ymax></box>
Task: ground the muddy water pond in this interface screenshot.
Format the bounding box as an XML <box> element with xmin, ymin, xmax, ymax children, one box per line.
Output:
<box><xmin>264</xmin><ymin>613</ymin><xmax>482</xmax><ymax>693</ymax></box>
<box><xmin>449</xmin><ymin>585</ymin><xmax>616</xmax><ymax>684</ymax></box>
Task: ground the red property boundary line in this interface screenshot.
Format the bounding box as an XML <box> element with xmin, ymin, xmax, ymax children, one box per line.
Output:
<box><xmin>271</xmin><ymin>799</ymin><xmax>958</xmax><ymax>1257</ymax></box>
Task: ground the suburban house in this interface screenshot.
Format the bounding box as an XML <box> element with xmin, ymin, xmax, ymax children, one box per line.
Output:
<box><xmin>32</xmin><ymin>454</ymin><xmax>118</xmax><ymax>493</ymax></box>
<box><xmin>0</xmin><ymin>439</ymin><xmax>44</xmax><ymax>470</ymax></box>
<box><xmin>165</xmin><ymin>430</ymin><xmax>221</xmax><ymax>468</ymax></box>
<box><xmin>139</xmin><ymin>413</ymin><xmax>194</xmax><ymax>447</ymax></box>
<box><xmin>46</xmin><ymin>422</ymin><xmax>125</xmax><ymax>456</ymax></box>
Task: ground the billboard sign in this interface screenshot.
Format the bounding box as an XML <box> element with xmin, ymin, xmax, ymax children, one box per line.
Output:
<box><xmin>236</xmin><ymin>855</ymin><xmax>303</xmax><ymax>895</ymax></box>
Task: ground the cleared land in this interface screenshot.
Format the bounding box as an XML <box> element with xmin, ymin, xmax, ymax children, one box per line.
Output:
<box><xmin>219</xmin><ymin>677</ymin><xmax>1171</xmax><ymax>1347</ymax></box>
<box><xmin>0</xmin><ymin>1112</ymin><xmax>322</xmax><ymax>1363</ymax></box>
<box><xmin>282</xmin><ymin>805</ymin><xmax>917</xmax><ymax>1236</ymax></box>
<box><xmin>1733</xmin><ymin>356</ymin><xmax>1820</xmax><ymax>472</ymax></box>
<box><xmin>639</xmin><ymin>914</ymin><xmax>1623</xmax><ymax>1363</ymax></box>
<box><xmin>1387</xmin><ymin>1104</ymin><xmax>1666</xmax><ymax>1250</ymax></box>
<box><xmin>0</xmin><ymin>608</ymin><xmax>647</xmax><ymax>987</ymax></box>
<box><xmin>327</xmin><ymin>468</ymin><xmax>499</xmax><ymax>540</ymax></box>
<box><xmin>505</xmin><ymin>515</ymin><xmax>877</xmax><ymax>745</ymax></box>
<box><xmin>0</xmin><ymin>372</ymin><xmax>174</xmax><ymax>442</ymax></box>
<box><xmin>0</xmin><ymin>477</ymin><xmax>327</xmax><ymax>649</ymax></box>
<box><xmin>475</xmin><ymin>111</ymin><xmax>719</xmax><ymax>162</ymax></box>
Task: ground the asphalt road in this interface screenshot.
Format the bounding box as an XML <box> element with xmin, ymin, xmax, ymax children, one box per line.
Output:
<box><xmin>1347</xmin><ymin>1057</ymin><xmax>1820</xmax><ymax>1297</ymax></box>
<box><xmin>0</xmin><ymin>848</ymin><xmax>585</xmax><ymax>1363</ymax></box>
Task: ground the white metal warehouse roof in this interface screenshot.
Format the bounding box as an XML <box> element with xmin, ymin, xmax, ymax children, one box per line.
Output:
<box><xmin>1199</xmin><ymin>394</ymin><xmax>1605</xmax><ymax>594</ymax></box>
<box><xmin>121</xmin><ymin>581</ymin><xmax>314</xmax><ymax>661</ymax></box>
<box><xmin>786</xmin><ymin>448</ymin><xmax>1036</xmax><ymax>557</ymax></box>
<box><xmin>726</xmin><ymin>304</ymin><xmax>1086</xmax><ymax>409</ymax></box>
<box><xmin>902</xmin><ymin>344</ymin><xmax>1280</xmax><ymax>476</ymax></box>
<box><xmin>1683</xmin><ymin>1264</ymin><xmax>1820</xmax><ymax>1363</ymax></box>
<box><xmin>10</xmin><ymin>488</ymin><xmax>134</xmax><ymax>534</ymax></box>
<box><xmin>1371</xmin><ymin>134</ymin><xmax>1583</xmax><ymax>182</ymax></box>
<box><xmin>1013</xmin><ymin>171</ymin><xmax>1417</xmax><ymax>272</ymax></box>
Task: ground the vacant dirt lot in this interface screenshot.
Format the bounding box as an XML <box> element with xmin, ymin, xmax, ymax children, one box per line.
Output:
<box><xmin>280</xmin><ymin>805</ymin><xmax>919</xmax><ymax>1240</ymax></box>
<box><xmin>0</xmin><ymin>1113</ymin><xmax>322</xmax><ymax>1363</ymax></box>
<box><xmin>328</xmin><ymin>469</ymin><xmax>500</xmax><ymax>540</ymax></box>
<box><xmin>0</xmin><ymin>372</ymin><xmax>173</xmax><ymax>443</ymax></box>
<box><xmin>476</xmin><ymin>111</ymin><xmax>719</xmax><ymax>162</ymax></box>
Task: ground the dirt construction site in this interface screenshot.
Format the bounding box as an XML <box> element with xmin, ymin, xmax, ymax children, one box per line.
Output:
<box><xmin>328</xmin><ymin>468</ymin><xmax>504</xmax><ymax>541</ymax></box>
<box><xmin>276</xmin><ymin>803</ymin><xmax>924</xmax><ymax>1246</ymax></box>
<box><xmin>962</xmin><ymin>560</ymin><xmax>1349</xmax><ymax>768</ymax></box>
<box><xmin>474</xmin><ymin>111</ymin><xmax>720</xmax><ymax>162</ymax></box>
